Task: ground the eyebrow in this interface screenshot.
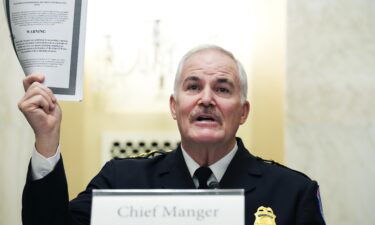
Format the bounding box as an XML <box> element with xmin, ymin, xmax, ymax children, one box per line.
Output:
<box><xmin>182</xmin><ymin>76</ymin><xmax>236</xmax><ymax>88</ymax></box>
<box><xmin>216</xmin><ymin>78</ymin><xmax>235</xmax><ymax>88</ymax></box>
<box><xmin>182</xmin><ymin>76</ymin><xmax>200</xmax><ymax>83</ymax></box>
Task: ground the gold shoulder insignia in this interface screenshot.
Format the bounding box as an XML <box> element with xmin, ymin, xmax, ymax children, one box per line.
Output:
<box><xmin>127</xmin><ymin>149</ymin><xmax>173</xmax><ymax>159</ymax></box>
<box><xmin>254</xmin><ymin>206</ymin><xmax>276</xmax><ymax>225</ymax></box>
<box><xmin>255</xmin><ymin>156</ymin><xmax>310</xmax><ymax>179</ymax></box>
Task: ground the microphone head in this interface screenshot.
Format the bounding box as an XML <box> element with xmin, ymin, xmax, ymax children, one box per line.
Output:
<box><xmin>208</xmin><ymin>181</ymin><xmax>220</xmax><ymax>189</ymax></box>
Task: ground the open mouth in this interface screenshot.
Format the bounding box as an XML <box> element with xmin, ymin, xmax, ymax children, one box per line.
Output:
<box><xmin>192</xmin><ymin>113</ymin><xmax>221</xmax><ymax>125</ymax></box>
<box><xmin>190</xmin><ymin>109</ymin><xmax>222</xmax><ymax>125</ymax></box>
<box><xmin>196</xmin><ymin>115</ymin><xmax>216</xmax><ymax>122</ymax></box>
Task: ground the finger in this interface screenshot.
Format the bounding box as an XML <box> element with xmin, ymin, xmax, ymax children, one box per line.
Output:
<box><xmin>23</xmin><ymin>84</ymin><xmax>55</xmax><ymax>111</ymax></box>
<box><xmin>53</xmin><ymin>101</ymin><xmax>62</xmax><ymax>117</ymax></box>
<box><xmin>24</xmin><ymin>74</ymin><xmax>57</xmax><ymax>103</ymax></box>
<box><xmin>30</xmin><ymin>95</ymin><xmax>51</xmax><ymax>114</ymax></box>
<box><xmin>21</xmin><ymin>94</ymin><xmax>51</xmax><ymax>115</ymax></box>
<box><xmin>23</xmin><ymin>72</ymin><xmax>45</xmax><ymax>91</ymax></box>
<box><xmin>24</xmin><ymin>87</ymin><xmax>54</xmax><ymax>111</ymax></box>
<box><xmin>45</xmin><ymin>86</ymin><xmax>57</xmax><ymax>103</ymax></box>
<box><xmin>43</xmin><ymin>87</ymin><xmax>56</xmax><ymax>110</ymax></box>
<box><xmin>28</xmin><ymin>81</ymin><xmax>57</xmax><ymax>104</ymax></box>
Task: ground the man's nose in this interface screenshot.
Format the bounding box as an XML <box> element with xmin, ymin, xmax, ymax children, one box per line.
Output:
<box><xmin>198</xmin><ymin>87</ymin><xmax>215</xmax><ymax>107</ymax></box>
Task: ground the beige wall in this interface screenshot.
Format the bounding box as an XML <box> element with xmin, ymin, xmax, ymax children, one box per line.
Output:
<box><xmin>246</xmin><ymin>0</ymin><xmax>286</xmax><ymax>162</ymax></box>
<box><xmin>0</xmin><ymin>7</ymin><xmax>33</xmax><ymax>225</ymax></box>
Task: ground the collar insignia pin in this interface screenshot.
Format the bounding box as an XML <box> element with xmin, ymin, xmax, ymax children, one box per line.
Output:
<box><xmin>254</xmin><ymin>206</ymin><xmax>277</xmax><ymax>225</ymax></box>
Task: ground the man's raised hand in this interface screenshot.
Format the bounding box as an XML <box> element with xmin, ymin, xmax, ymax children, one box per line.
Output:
<box><xmin>18</xmin><ymin>73</ymin><xmax>62</xmax><ymax>158</ymax></box>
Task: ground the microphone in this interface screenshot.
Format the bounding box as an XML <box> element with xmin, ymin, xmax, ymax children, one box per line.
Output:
<box><xmin>208</xmin><ymin>181</ymin><xmax>220</xmax><ymax>189</ymax></box>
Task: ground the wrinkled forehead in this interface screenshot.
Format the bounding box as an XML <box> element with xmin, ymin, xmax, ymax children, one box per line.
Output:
<box><xmin>181</xmin><ymin>49</ymin><xmax>239</xmax><ymax>80</ymax></box>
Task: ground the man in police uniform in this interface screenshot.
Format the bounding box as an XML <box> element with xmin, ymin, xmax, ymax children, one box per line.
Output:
<box><xmin>19</xmin><ymin>45</ymin><xmax>325</xmax><ymax>225</ymax></box>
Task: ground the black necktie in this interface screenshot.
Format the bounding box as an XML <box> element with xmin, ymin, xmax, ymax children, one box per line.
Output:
<box><xmin>194</xmin><ymin>167</ymin><xmax>213</xmax><ymax>189</ymax></box>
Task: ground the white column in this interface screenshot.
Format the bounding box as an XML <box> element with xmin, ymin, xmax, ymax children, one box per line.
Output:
<box><xmin>286</xmin><ymin>1</ymin><xmax>375</xmax><ymax>224</ymax></box>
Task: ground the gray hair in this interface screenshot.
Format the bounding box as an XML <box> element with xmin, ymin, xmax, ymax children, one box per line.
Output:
<box><xmin>173</xmin><ymin>44</ymin><xmax>248</xmax><ymax>103</ymax></box>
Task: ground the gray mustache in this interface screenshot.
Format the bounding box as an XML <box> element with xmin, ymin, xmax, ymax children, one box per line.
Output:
<box><xmin>190</xmin><ymin>107</ymin><xmax>222</xmax><ymax>124</ymax></box>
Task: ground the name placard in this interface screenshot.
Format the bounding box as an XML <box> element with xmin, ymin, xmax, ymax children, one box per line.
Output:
<box><xmin>91</xmin><ymin>189</ymin><xmax>244</xmax><ymax>225</ymax></box>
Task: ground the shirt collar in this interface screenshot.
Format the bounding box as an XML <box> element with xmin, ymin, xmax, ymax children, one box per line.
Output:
<box><xmin>181</xmin><ymin>142</ymin><xmax>238</xmax><ymax>182</ymax></box>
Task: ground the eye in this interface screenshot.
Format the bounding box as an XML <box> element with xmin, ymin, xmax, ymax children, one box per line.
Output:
<box><xmin>187</xmin><ymin>84</ymin><xmax>200</xmax><ymax>91</ymax></box>
<box><xmin>216</xmin><ymin>87</ymin><xmax>230</xmax><ymax>93</ymax></box>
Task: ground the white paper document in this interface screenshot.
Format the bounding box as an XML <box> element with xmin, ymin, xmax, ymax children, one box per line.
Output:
<box><xmin>91</xmin><ymin>189</ymin><xmax>244</xmax><ymax>225</ymax></box>
<box><xmin>4</xmin><ymin>0</ymin><xmax>87</xmax><ymax>101</ymax></box>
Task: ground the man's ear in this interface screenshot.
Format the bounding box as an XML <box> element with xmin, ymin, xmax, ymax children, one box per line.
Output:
<box><xmin>239</xmin><ymin>101</ymin><xmax>250</xmax><ymax>125</ymax></box>
<box><xmin>169</xmin><ymin>95</ymin><xmax>177</xmax><ymax>120</ymax></box>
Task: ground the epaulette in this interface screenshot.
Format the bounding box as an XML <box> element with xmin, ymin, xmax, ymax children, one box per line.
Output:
<box><xmin>255</xmin><ymin>156</ymin><xmax>310</xmax><ymax>179</ymax></box>
<box><xmin>126</xmin><ymin>149</ymin><xmax>173</xmax><ymax>159</ymax></box>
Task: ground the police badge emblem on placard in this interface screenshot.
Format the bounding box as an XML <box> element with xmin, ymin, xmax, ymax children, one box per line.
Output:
<box><xmin>254</xmin><ymin>206</ymin><xmax>277</xmax><ymax>225</ymax></box>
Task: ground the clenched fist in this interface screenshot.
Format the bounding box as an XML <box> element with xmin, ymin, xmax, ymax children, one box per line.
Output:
<box><xmin>18</xmin><ymin>73</ymin><xmax>62</xmax><ymax>157</ymax></box>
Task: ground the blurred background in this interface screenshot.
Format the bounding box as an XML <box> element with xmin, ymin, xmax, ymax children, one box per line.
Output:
<box><xmin>1</xmin><ymin>0</ymin><xmax>374</xmax><ymax>224</ymax></box>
